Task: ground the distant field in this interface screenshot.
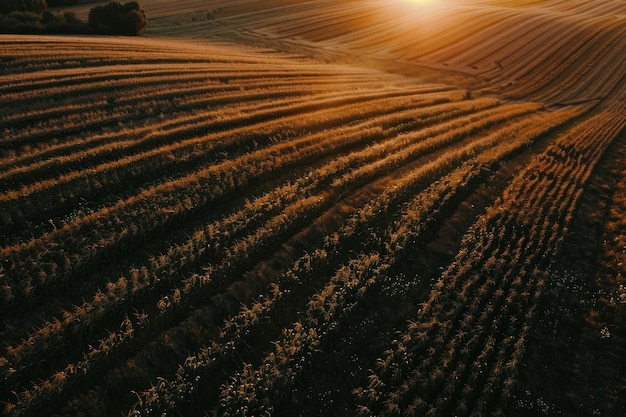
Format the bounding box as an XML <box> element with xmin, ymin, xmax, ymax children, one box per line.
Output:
<box><xmin>1</xmin><ymin>1</ymin><xmax>625</xmax><ymax>416</ymax></box>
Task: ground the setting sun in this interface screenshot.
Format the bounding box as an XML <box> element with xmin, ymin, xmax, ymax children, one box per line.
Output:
<box><xmin>393</xmin><ymin>0</ymin><xmax>450</xmax><ymax>14</ymax></box>
<box><xmin>402</xmin><ymin>0</ymin><xmax>444</xmax><ymax>5</ymax></box>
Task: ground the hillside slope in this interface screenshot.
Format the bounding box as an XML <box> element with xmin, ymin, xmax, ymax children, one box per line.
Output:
<box><xmin>1</xmin><ymin>1</ymin><xmax>625</xmax><ymax>416</ymax></box>
<box><xmin>132</xmin><ymin>0</ymin><xmax>626</xmax><ymax>105</ymax></box>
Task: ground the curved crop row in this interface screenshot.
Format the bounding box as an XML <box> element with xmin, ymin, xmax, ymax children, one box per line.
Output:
<box><xmin>126</xmin><ymin>106</ymin><xmax>580</xmax><ymax>417</ymax></box>
<box><xmin>1</xmin><ymin>97</ymin><xmax>531</xmax><ymax>388</ymax></box>
<box><xmin>189</xmin><ymin>0</ymin><xmax>626</xmax><ymax>104</ymax></box>
<box><xmin>353</xmin><ymin>100</ymin><xmax>625</xmax><ymax>417</ymax></box>
<box><xmin>1</xmin><ymin>17</ymin><xmax>622</xmax><ymax>417</ymax></box>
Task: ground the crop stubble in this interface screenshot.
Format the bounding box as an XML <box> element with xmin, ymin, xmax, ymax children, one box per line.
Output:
<box><xmin>1</xmin><ymin>0</ymin><xmax>625</xmax><ymax>416</ymax></box>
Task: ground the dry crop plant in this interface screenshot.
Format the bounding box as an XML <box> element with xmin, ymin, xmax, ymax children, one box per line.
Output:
<box><xmin>216</xmin><ymin>0</ymin><xmax>626</xmax><ymax>105</ymax></box>
<box><xmin>1</xmin><ymin>35</ymin><xmax>554</xmax><ymax>416</ymax></box>
<box><xmin>352</xmin><ymin>101</ymin><xmax>626</xmax><ymax>417</ymax></box>
<box><xmin>125</xmin><ymin>102</ymin><xmax>588</xmax><ymax>417</ymax></box>
<box><xmin>1</xmin><ymin>0</ymin><xmax>625</xmax><ymax>415</ymax></box>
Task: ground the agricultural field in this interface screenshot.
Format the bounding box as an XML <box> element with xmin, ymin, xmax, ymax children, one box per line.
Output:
<box><xmin>1</xmin><ymin>0</ymin><xmax>625</xmax><ymax>416</ymax></box>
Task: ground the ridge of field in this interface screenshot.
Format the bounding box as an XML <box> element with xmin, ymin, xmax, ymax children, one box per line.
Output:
<box><xmin>66</xmin><ymin>0</ymin><xmax>625</xmax><ymax>106</ymax></box>
<box><xmin>1</xmin><ymin>1</ymin><xmax>625</xmax><ymax>416</ymax></box>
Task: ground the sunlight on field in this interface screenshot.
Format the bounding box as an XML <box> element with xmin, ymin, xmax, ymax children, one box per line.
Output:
<box><xmin>396</xmin><ymin>0</ymin><xmax>449</xmax><ymax>11</ymax></box>
<box><xmin>384</xmin><ymin>0</ymin><xmax>456</xmax><ymax>28</ymax></box>
<box><xmin>403</xmin><ymin>0</ymin><xmax>437</xmax><ymax>5</ymax></box>
<box><xmin>1</xmin><ymin>0</ymin><xmax>625</xmax><ymax>416</ymax></box>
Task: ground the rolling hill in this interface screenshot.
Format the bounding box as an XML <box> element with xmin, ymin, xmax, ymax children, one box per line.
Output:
<box><xmin>1</xmin><ymin>1</ymin><xmax>625</xmax><ymax>416</ymax></box>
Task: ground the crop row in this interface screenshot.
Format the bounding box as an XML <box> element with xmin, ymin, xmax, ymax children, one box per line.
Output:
<box><xmin>0</xmin><ymin>74</ymin><xmax>391</xmax><ymax>171</ymax></box>
<box><xmin>0</xmin><ymin>63</ymin><xmax>369</xmax><ymax>97</ymax></box>
<box><xmin>202</xmin><ymin>0</ymin><xmax>626</xmax><ymax>105</ymax></box>
<box><xmin>0</xmin><ymin>87</ymin><xmax>461</xmax><ymax>245</ymax></box>
<box><xmin>124</xmin><ymin>107</ymin><xmax>580</xmax><ymax>417</ymax></box>
<box><xmin>353</xmin><ymin>101</ymin><xmax>625</xmax><ymax>417</ymax></box>
<box><xmin>2</xmin><ymin>29</ymin><xmax>621</xmax><ymax>417</ymax></box>
<box><xmin>0</xmin><ymin>98</ymin><xmax>570</xmax><ymax>417</ymax></box>
<box><xmin>1</xmin><ymin>84</ymin><xmax>455</xmax><ymax>184</ymax></box>
<box><xmin>0</xmin><ymin>71</ymin><xmax>409</xmax><ymax>153</ymax></box>
<box><xmin>0</xmin><ymin>42</ymin><xmax>267</xmax><ymax>75</ymax></box>
<box><xmin>0</xmin><ymin>82</ymin><xmax>458</xmax><ymax>191</ymax></box>
<box><xmin>0</xmin><ymin>99</ymin><xmax>539</xmax><ymax>315</ymax></box>
<box><xmin>0</xmin><ymin>83</ymin><xmax>415</xmax><ymax>181</ymax></box>
<box><xmin>0</xmin><ymin>97</ymin><xmax>528</xmax><ymax>386</ymax></box>
<box><xmin>1</xmin><ymin>87</ymin><xmax>487</xmax><ymax>350</ymax></box>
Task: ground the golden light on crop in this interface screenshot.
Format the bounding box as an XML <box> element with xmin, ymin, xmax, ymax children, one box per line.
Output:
<box><xmin>392</xmin><ymin>0</ymin><xmax>450</xmax><ymax>15</ymax></box>
<box><xmin>401</xmin><ymin>0</ymin><xmax>443</xmax><ymax>6</ymax></box>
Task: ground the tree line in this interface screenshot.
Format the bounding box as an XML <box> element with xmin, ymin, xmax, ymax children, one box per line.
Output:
<box><xmin>0</xmin><ymin>0</ymin><xmax>146</xmax><ymax>35</ymax></box>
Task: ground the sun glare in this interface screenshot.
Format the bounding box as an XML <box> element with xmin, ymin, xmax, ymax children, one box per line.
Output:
<box><xmin>396</xmin><ymin>0</ymin><xmax>449</xmax><ymax>12</ymax></box>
